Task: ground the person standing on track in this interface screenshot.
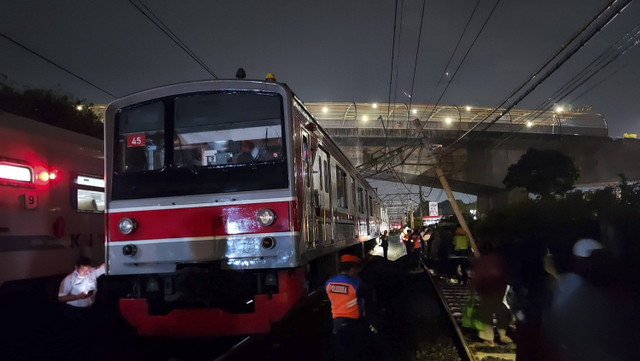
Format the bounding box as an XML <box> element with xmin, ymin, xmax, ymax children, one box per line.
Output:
<box><xmin>57</xmin><ymin>256</ymin><xmax>106</xmax><ymax>359</ymax></box>
<box><xmin>380</xmin><ymin>230</ymin><xmax>389</xmax><ymax>260</ymax></box>
<box><xmin>58</xmin><ymin>256</ymin><xmax>105</xmax><ymax>312</ymax></box>
<box><xmin>325</xmin><ymin>254</ymin><xmax>374</xmax><ymax>361</ymax></box>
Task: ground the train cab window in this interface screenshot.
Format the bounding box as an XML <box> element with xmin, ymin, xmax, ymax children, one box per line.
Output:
<box><xmin>173</xmin><ymin>92</ymin><xmax>284</xmax><ymax>168</ymax></box>
<box><xmin>116</xmin><ymin>101</ymin><xmax>165</xmax><ymax>173</ymax></box>
<box><xmin>0</xmin><ymin>162</ymin><xmax>32</xmax><ymax>183</ymax></box>
<box><xmin>73</xmin><ymin>175</ymin><xmax>105</xmax><ymax>212</ymax></box>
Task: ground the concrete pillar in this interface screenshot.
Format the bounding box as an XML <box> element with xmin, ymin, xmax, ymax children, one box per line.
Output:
<box><xmin>477</xmin><ymin>188</ymin><xmax>528</xmax><ymax>218</ymax></box>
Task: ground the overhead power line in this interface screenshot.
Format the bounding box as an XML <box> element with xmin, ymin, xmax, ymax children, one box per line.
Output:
<box><xmin>493</xmin><ymin>24</ymin><xmax>640</xmax><ymax>147</ymax></box>
<box><xmin>0</xmin><ymin>32</ymin><xmax>117</xmax><ymax>98</ymax></box>
<box><xmin>386</xmin><ymin>0</ymin><xmax>401</xmax><ymax>129</ymax></box>
<box><xmin>443</xmin><ymin>0</ymin><xmax>631</xmax><ymax>152</ymax></box>
<box><xmin>359</xmin><ymin>0</ymin><xmax>498</xmax><ymax>178</ymax></box>
<box><xmin>128</xmin><ymin>0</ymin><xmax>219</xmax><ymax>79</ymax></box>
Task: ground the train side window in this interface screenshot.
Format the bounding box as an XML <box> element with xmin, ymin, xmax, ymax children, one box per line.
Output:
<box><xmin>324</xmin><ymin>159</ymin><xmax>329</xmax><ymax>191</ymax></box>
<box><xmin>73</xmin><ymin>175</ymin><xmax>105</xmax><ymax>212</ymax></box>
<box><xmin>0</xmin><ymin>162</ymin><xmax>32</xmax><ymax>183</ymax></box>
<box><xmin>357</xmin><ymin>187</ymin><xmax>364</xmax><ymax>213</ymax></box>
<box><xmin>316</xmin><ymin>156</ymin><xmax>322</xmax><ymax>191</ymax></box>
<box><xmin>368</xmin><ymin>195</ymin><xmax>374</xmax><ymax>215</ymax></box>
<box><xmin>351</xmin><ymin>177</ymin><xmax>356</xmax><ymax>210</ymax></box>
<box><xmin>336</xmin><ymin>168</ymin><xmax>347</xmax><ymax>209</ymax></box>
<box><xmin>303</xmin><ymin>136</ymin><xmax>309</xmax><ymax>184</ymax></box>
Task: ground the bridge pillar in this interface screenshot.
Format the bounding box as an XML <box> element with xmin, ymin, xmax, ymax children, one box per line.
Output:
<box><xmin>477</xmin><ymin>188</ymin><xmax>528</xmax><ymax>217</ymax></box>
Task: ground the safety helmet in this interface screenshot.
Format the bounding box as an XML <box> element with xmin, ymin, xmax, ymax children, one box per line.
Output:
<box><xmin>265</xmin><ymin>73</ymin><xmax>277</xmax><ymax>81</ymax></box>
<box><xmin>572</xmin><ymin>238</ymin><xmax>602</xmax><ymax>257</ymax></box>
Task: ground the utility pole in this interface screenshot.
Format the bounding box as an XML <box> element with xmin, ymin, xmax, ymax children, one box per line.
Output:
<box><xmin>419</xmin><ymin>185</ymin><xmax>424</xmax><ymax>220</ymax></box>
<box><xmin>409</xmin><ymin>200</ymin><xmax>414</xmax><ymax>229</ymax></box>
<box><xmin>435</xmin><ymin>166</ymin><xmax>479</xmax><ymax>257</ymax></box>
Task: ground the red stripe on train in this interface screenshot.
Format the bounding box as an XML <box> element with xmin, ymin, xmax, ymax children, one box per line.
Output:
<box><xmin>108</xmin><ymin>201</ymin><xmax>292</xmax><ymax>242</ymax></box>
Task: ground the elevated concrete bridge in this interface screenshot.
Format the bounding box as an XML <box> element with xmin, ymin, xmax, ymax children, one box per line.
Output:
<box><xmin>304</xmin><ymin>102</ymin><xmax>640</xmax><ymax>212</ymax></box>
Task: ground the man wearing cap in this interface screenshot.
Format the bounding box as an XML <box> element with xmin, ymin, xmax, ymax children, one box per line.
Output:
<box><xmin>325</xmin><ymin>254</ymin><xmax>372</xmax><ymax>361</ymax></box>
<box><xmin>545</xmin><ymin>238</ymin><xmax>633</xmax><ymax>361</ymax></box>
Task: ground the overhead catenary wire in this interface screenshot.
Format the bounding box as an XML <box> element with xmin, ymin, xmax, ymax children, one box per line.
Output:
<box><xmin>407</xmin><ymin>0</ymin><xmax>428</xmax><ymax>114</ymax></box>
<box><xmin>516</xmin><ymin>24</ymin><xmax>639</xmax><ymax>129</ymax></box>
<box><xmin>359</xmin><ymin>0</ymin><xmax>499</xmax><ymax>177</ymax></box>
<box><xmin>128</xmin><ymin>0</ymin><xmax>219</xmax><ymax>79</ymax></box>
<box><xmin>442</xmin><ymin>0</ymin><xmax>631</xmax><ymax>153</ymax></box>
<box><xmin>0</xmin><ymin>32</ymin><xmax>117</xmax><ymax>98</ymax></box>
<box><xmin>493</xmin><ymin>24</ymin><xmax>640</xmax><ymax>148</ymax></box>
<box><xmin>385</xmin><ymin>0</ymin><xmax>401</xmax><ymax>131</ymax></box>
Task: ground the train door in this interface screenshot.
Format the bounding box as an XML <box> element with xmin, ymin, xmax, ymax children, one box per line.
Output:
<box><xmin>350</xmin><ymin>176</ymin><xmax>357</xmax><ymax>241</ymax></box>
<box><xmin>301</xmin><ymin>132</ymin><xmax>315</xmax><ymax>248</ymax></box>
<box><xmin>315</xmin><ymin>149</ymin><xmax>331</xmax><ymax>247</ymax></box>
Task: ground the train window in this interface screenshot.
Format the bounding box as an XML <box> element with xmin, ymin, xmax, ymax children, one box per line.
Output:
<box><xmin>174</xmin><ymin>92</ymin><xmax>283</xmax><ymax>167</ymax></box>
<box><xmin>111</xmin><ymin>92</ymin><xmax>289</xmax><ymax>200</ymax></box>
<box><xmin>73</xmin><ymin>175</ymin><xmax>105</xmax><ymax>212</ymax></box>
<box><xmin>324</xmin><ymin>159</ymin><xmax>329</xmax><ymax>191</ymax></box>
<box><xmin>303</xmin><ymin>136</ymin><xmax>309</xmax><ymax>184</ymax></box>
<box><xmin>317</xmin><ymin>156</ymin><xmax>323</xmax><ymax>191</ymax></box>
<box><xmin>357</xmin><ymin>187</ymin><xmax>364</xmax><ymax>213</ymax></box>
<box><xmin>369</xmin><ymin>195</ymin><xmax>374</xmax><ymax>215</ymax></box>
<box><xmin>336</xmin><ymin>168</ymin><xmax>347</xmax><ymax>208</ymax></box>
<box><xmin>0</xmin><ymin>163</ymin><xmax>32</xmax><ymax>183</ymax></box>
<box><xmin>351</xmin><ymin>177</ymin><xmax>356</xmax><ymax>210</ymax></box>
<box><xmin>116</xmin><ymin>101</ymin><xmax>165</xmax><ymax>173</ymax></box>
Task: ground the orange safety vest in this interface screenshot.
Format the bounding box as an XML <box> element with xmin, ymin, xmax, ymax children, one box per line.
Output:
<box><xmin>325</xmin><ymin>274</ymin><xmax>364</xmax><ymax>319</ymax></box>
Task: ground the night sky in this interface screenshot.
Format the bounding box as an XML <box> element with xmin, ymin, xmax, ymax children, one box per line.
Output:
<box><xmin>1</xmin><ymin>0</ymin><xmax>639</xmax><ymax>138</ymax></box>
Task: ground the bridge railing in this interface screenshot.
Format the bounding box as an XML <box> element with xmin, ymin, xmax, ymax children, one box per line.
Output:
<box><xmin>304</xmin><ymin>102</ymin><xmax>608</xmax><ymax>137</ymax></box>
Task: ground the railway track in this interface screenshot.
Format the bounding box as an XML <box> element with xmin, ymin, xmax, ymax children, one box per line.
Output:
<box><xmin>426</xmin><ymin>267</ymin><xmax>517</xmax><ymax>361</ymax></box>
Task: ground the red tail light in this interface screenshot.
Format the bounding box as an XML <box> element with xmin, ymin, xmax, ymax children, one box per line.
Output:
<box><xmin>34</xmin><ymin>167</ymin><xmax>59</xmax><ymax>185</ymax></box>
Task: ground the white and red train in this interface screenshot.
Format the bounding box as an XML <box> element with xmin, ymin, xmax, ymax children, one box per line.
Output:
<box><xmin>0</xmin><ymin>113</ymin><xmax>104</xmax><ymax>289</ymax></box>
<box><xmin>104</xmin><ymin>78</ymin><xmax>386</xmax><ymax>337</ymax></box>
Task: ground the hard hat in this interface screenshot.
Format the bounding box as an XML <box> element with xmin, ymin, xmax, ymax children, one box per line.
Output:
<box><xmin>265</xmin><ymin>73</ymin><xmax>276</xmax><ymax>81</ymax></box>
<box><xmin>572</xmin><ymin>238</ymin><xmax>602</xmax><ymax>257</ymax></box>
<box><xmin>340</xmin><ymin>254</ymin><xmax>362</xmax><ymax>264</ymax></box>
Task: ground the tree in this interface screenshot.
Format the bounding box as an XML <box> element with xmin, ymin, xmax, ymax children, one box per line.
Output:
<box><xmin>0</xmin><ymin>83</ymin><xmax>102</xmax><ymax>139</ymax></box>
<box><xmin>503</xmin><ymin>148</ymin><xmax>579</xmax><ymax>198</ymax></box>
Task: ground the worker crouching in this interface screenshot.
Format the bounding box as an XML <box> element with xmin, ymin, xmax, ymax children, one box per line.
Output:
<box><xmin>325</xmin><ymin>254</ymin><xmax>374</xmax><ymax>361</ymax></box>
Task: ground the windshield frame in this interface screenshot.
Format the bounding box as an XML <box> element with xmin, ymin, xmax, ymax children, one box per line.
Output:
<box><xmin>106</xmin><ymin>84</ymin><xmax>291</xmax><ymax>201</ymax></box>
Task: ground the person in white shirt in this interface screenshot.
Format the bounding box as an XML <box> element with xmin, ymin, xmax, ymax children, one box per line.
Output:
<box><xmin>58</xmin><ymin>256</ymin><xmax>105</xmax><ymax>309</ymax></box>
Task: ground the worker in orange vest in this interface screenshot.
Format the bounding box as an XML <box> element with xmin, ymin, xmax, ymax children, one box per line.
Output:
<box><xmin>325</xmin><ymin>254</ymin><xmax>373</xmax><ymax>360</ymax></box>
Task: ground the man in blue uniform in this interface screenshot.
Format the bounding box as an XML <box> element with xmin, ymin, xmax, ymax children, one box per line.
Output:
<box><xmin>325</xmin><ymin>254</ymin><xmax>373</xmax><ymax>361</ymax></box>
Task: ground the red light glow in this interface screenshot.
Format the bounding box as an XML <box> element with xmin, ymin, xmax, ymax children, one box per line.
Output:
<box><xmin>37</xmin><ymin>171</ymin><xmax>50</xmax><ymax>183</ymax></box>
<box><xmin>33</xmin><ymin>167</ymin><xmax>59</xmax><ymax>185</ymax></box>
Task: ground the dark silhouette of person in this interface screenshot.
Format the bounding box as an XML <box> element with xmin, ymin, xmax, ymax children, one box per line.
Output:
<box><xmin>237</xmin><ymin>141</ymin><xmax>255</xmax><ymax>163</ymax></box>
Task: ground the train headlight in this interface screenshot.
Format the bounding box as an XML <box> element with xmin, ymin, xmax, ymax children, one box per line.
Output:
<box><xmin>118</xmin><ymin>217</ymin><xmax>137</xmax><ymax>235</ymax></box>
<box><xmin>257</xmin><ymin>209</ymin><xmax>276</xmax><ymax>226</ymax></box>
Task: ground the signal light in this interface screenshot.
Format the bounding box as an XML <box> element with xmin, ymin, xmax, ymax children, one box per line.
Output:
<box><xmin>37</xmin><ymin>170</ymin><xmax>50</xmax><ymax>182</ymax></box>
<box><xmin>35</xmin><ymin>168</ymin><xmax>59</xmax><ymax>185</ymax></box>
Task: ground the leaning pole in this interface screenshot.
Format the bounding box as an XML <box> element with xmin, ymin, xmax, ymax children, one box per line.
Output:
<box><xmin>435</xmin><ymin>165</ymin><xmax>479</xmax><ymax>258</ymax></box>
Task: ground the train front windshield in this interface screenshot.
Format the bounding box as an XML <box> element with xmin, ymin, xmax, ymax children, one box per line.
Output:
<box><xmin>112</xmin><ymin>91</ymin><xmax>287</xmax><ymax>200</ymax></box>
